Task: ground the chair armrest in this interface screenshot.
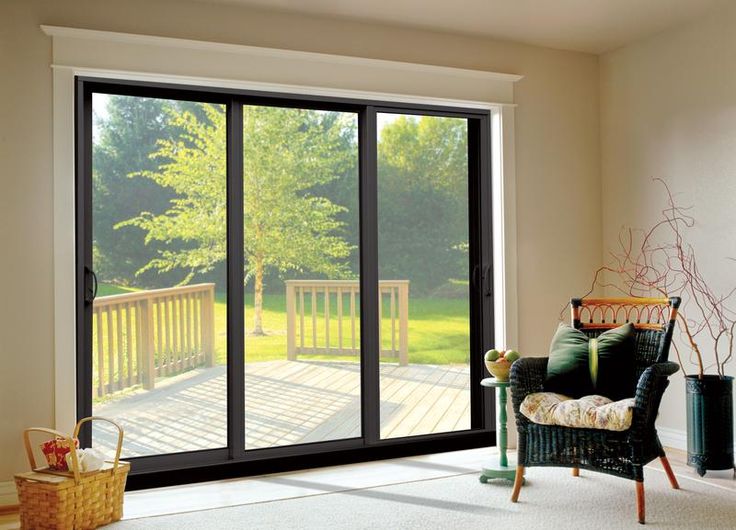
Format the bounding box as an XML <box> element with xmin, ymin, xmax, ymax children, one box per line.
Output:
<box><xmin>509</xmin><ymin>357</ymin><xmax>549</xmax><ymax>421</ymax></box>
<box><xmin>630</xmin><ymin>361</ymin><xmax>680</xmax><ymax>436</ymax></box>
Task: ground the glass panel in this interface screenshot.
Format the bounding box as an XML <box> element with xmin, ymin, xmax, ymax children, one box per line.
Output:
<box><xmin>91</xmin><ymin>94</ymin><xmax>228</xmax><ymax>456</ymax></box>
<box><xmin>243</xmin><ymin>106</ymin><xmax>361</xmax><ymax>449</ymax></box>
<box><xmin>377</xmin><ymin>113</ymin><xmax>471</xmax><ymax>439</ymax></box>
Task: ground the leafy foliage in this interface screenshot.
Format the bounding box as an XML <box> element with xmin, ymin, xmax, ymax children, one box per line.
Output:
<box><xmin>94</xmin><ymin>100</ymin><xmax>471</xmax><ymax>308</ymax></box>
<box><xmin>242</xmin><ymin>106</ymin><xmax>356</xmax><ymax>280</ymax></box>
<box><xmin>117</xmin><ymin>103</ymin><xmax>228</xmax><ymax>279</ymax></box>
<box><xmin>92</xmin><ymin>95</ymin><xmax>183</xmax><ymax>287</ymax></box>
<box><xmin>120</xmin><ymin>103</ymin><xmax>356</xmax><ymax>332</ymax></box>
<box><xmin>377</xmin><ymin>115</ymin><xmax>469</xmax><ymax>295</ymax></box>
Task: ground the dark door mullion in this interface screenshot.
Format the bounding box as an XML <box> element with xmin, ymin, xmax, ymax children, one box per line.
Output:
<box><xmin>359</xmin><ymin>106</ymin><xmax>381</xmax><ymax>444</ymax></box>
<box><xmin>480</xmin><ymin>114</ymin><xmax>495</xmax><ymax>429</ymax></box>
<box><xmin>227</xmin><ymin>100</ymin><xmax>246</xmax><ymax>459</ymax></box>
<box><xmin>75</xmin><ymin>79</ymin><xmax>94</xmax><ymax>446</ymax></box>
<box><xmin>468</xmin><ymin>114</ymin><xmax>494</xmax><ymax>429</ymax></box>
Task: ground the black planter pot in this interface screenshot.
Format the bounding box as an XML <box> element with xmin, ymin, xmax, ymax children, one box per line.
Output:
<box><xmin>685</xmin><ymin>374</ymin><xmax>735</xmax><ymax>476</ymax></box>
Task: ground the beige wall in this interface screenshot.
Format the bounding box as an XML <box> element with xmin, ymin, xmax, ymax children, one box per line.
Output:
<box><xmin>600</xmin><ymin>5</ymin><xmax>736</xmax><ymax>436</ymax></box>
<box><xmin>0</xmin><ymin>0</ymin><xmax>600</xmax><ymax>480</ymax></box>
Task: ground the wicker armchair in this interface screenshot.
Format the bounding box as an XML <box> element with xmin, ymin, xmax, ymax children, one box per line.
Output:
<box><xmin>509</xmin><ymin>297</ymin><xmax>682</xmax><ymax>525</ymax></box>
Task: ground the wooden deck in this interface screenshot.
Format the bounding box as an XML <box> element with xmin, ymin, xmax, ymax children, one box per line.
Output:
<box><xmin>93</xmin><ymin>360</ymin><xmax>470</xmax><ymax>457</ymax></box>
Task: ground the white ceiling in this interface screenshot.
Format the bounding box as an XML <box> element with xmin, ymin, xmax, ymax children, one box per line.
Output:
<box><xmin>194</xmin><ymin>0</ymin><xmax>730</xmax><ymax>54</ymax></box>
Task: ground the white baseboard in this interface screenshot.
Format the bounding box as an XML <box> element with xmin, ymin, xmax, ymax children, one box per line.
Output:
<box><xmin>657</xmin><ymin>425</ymin><xmax>736</xmax><ymax>455</ymax></box>
<box><xmin>657</xmin><ymin>426</ymin><xmax>687</xmax><ymax>451</ymax></box>
<box><xmin>0</xmin><ymin>480</ymin><xmax>18</xmax><ymax>507</ymax></box>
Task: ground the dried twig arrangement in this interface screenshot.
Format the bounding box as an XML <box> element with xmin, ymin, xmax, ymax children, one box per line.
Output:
<box><xmin>570</xmin><ymin>178</ymin><xmax>735</xmax><ymax>378</ymax></box>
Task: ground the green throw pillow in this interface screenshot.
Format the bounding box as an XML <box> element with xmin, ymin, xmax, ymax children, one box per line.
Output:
<box><xmin>545</xmin><ymin>323</ymin><xmax>636</xmax><ymax>401</ymax></box>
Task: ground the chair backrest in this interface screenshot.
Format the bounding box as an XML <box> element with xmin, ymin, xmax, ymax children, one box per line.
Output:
<box><xmin>571</xmin><ymin>297</ymin><xmax>681</xmax><ymax>378</ymax></box>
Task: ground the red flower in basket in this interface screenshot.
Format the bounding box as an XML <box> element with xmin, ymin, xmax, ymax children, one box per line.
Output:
<box><xmin>40</xmin><ymin>437</ymin><xmax>79</xmax><ymax>471</ymax></box>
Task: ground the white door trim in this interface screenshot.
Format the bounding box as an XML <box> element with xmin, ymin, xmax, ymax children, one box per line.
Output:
<box><xmin>45</xmin><ymin>27</ymin><xmax>519</xmax><ymax>431</ymax></box>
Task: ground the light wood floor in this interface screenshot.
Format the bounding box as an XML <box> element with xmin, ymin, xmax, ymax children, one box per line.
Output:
<box><xmin>93</xmin><ymin>360</ymin><xmax>471</xmax><ymax>457</ymax></box>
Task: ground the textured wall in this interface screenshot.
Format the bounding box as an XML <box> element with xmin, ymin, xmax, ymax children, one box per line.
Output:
<box><xmin>600</xmin><ymin>4</ymin><xmax>736</xmax><ymax>437</ymax></box>
<box><xmin>0</xmin><ymin>0</ymin><xmax>600</xmax><ymax>480</ymax></box>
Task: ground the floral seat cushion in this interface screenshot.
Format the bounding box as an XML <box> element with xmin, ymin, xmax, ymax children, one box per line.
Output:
<box><xmin>520</xmin><ymin>392</ymin><xmax>635</xmax><ymax>431</ymax></box>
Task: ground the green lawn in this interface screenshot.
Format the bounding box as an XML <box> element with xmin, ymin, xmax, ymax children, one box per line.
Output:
<box><xmin>98</xmin><ymin>283</ymin><xmax>470</xmax><ymax>365</ymax></box>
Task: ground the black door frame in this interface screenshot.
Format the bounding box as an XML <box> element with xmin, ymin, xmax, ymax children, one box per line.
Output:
<box><xmin>75</xmin><ymin>77</ymin><xmax>496</xmax><ymax>489</ymax></box>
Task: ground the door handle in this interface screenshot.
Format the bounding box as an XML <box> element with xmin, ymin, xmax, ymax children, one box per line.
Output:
<box><xmin>482</xmin><ymin>264</ymin><xmax>492</xmax><ymax>297</ymax></box>
<box><xmin>85</xmin><ymin>266</ymin><xmax>98</xmax><ymax>304</ymax></box>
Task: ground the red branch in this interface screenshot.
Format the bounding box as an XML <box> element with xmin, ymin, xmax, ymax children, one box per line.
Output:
<box><xmin>566</xmin><ymin>178</ymin><xmax>735</xmax><ymax>378</ymax></box>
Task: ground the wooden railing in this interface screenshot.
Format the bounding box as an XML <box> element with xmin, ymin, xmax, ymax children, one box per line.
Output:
<box><xmin>92</xmin><ymin>283</ymin><xmax>215</xmax><ymax>397</ymax></box>
<box><xmin>285</xmin><ymin>280</ymin><xmax>409</xmax><ymax>365</ymax></box>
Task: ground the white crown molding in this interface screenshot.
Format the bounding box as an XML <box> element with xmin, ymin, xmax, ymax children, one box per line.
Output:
<box><xmin>40</xmin><ymin>26</ymin><xmax>520</xmax><ymax>106</ymax></box>
<box><xmin>50</xmin><ymin>64</ymin><xmax>516</xmax><ymax>110</ymax></box>
<box><xmin>40</xmin><ymin>25</ymin><xmax>523</xmax><ymax>85</ymax></box>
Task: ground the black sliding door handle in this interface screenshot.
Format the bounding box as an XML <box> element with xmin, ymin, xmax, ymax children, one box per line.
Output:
<box><xmin>482</xmin><ymin>264</ymin><xmax>492</xmax><ymax>297</ymax></box>
<box><xmin>85</xmin><ymin>266</ymin><xmax>98</xmax><ymax>304</ymax></box>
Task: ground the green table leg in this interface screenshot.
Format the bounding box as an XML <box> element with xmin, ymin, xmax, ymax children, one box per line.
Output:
<box><xmin>480</xmin><ymin>385</ymin><xmax>517</xmax><ymax>482</ymax></box>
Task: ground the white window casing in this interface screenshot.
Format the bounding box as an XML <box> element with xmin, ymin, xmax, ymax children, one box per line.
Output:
<box><xmin>44</xmin><ymin>26</ymin><xmax>521</xmax><ymax>431</ymax></box>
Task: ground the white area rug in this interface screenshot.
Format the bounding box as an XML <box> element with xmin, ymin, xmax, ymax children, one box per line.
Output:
<box><xmin>110</xmin><ymin>467</ymin><xmax>736</xmax><ymax>529</ymax></box>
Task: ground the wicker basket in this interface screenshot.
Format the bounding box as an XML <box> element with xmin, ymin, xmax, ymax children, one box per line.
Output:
<box><xmin>15</xmin><ymin>417</ymin><xmax>129</xmax><ymax>530</ymax></box>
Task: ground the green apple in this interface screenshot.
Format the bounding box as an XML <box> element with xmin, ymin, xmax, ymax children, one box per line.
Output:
<box><xmin>505</xmin><ymin>350</ymin><xmax>521</xmax><ymax>363</ymax></box>
<box><xmin>484</xmin><ymin>349</ymin><xmax>500</xmax><ymax>362</ymax></box>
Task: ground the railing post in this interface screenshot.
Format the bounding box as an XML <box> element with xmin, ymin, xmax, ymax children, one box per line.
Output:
<box><xmin>286</xmin><ymin>281</ymin><xmax>297</xmax><ymax>360</ymax></box>
<box><xmin>324</xmin><ymin>286</ymin><xmax>330</xmax><ymax>351</ymax></box>
<box><xmin>350</xmin><ymin>284</ymin><xmax>357</xmax><ymax>354</ymax></box>
<box><xmin>399</xmin><ymin>281</ymin><xmax>409</xmax><ymax>366</ymax></box>
<box><xmin>202</xmin><ymin>285</ymin><xmax>215</xmax><ymax>367</ymax></box>
<box><xmin>140</xmin><ymin>298</ymin><xmax>156</xmax><ymax>390</ymax></box>
<box><xmin>94</xmin><ymin>307</ymin><xmax>104</xmax><ymax>397</ymax></box>
<box><xmin>378</xmin><ymin>284</ymin><xmax>383</xmax><ymax>359</ymax></box>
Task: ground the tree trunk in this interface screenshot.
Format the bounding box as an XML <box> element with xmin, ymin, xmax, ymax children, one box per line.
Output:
<box><xmin>253</xmin><ymin>256</ymin><xmax>265</xmax><ymax>335</ymax></box>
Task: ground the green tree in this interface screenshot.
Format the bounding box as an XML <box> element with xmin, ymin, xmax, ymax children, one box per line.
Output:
<box><xmin>93</xmin><ymin>95</ymin><xmax>183</xmax><ymax>287</ymax></box>
<box><xmin>123</xmin><ymin>104</ymin><xmax>355</xmax><ymax>334</ymax></box>
<box><xmin>377</xmin><ymin>116</ymin><xmax>468</xmax><ymax>295</ymax></box>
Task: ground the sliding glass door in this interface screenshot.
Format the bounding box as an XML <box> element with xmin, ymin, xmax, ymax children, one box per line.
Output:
<box><xmin>88</xmin><ymin>94</ymin><xmax>228</xmax><ymax>457</ymax></box>
<box><xmin>242</xmin><ymin>105</ymin><xmax>362</xmax><ymax>449</ymax></box>
<box><xmin>377</xmin><ymin>112</ymin><xmax>472</xmax><ymax>439</ymax></box>
<box><xmin>76</xmin><ymin>78</ymin><xmax>493</xmax><ymax>486</ymax></box>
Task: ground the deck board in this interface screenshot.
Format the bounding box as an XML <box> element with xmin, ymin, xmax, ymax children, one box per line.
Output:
<box><xmin>383</xmin><ymin>365</ymin><xmax>467</xmax><ymax>439</ymax></box>
<box><xmin>94</xmin><ymin>360</ymin><xmax>470</xmax><ymax>457</ymax></box>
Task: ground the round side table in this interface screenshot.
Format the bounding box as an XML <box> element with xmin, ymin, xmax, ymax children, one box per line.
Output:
<box><xmin>479</xmin><ymin>377</ymin><xmax>518</xmax><ymax>483</ymax></box>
